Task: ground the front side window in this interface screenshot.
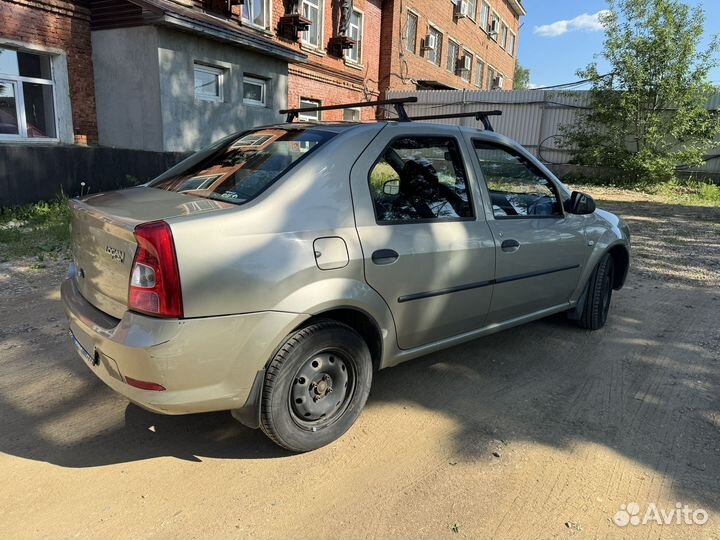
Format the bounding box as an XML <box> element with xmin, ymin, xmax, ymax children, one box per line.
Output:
<box><xmin>426</xmin><ymin>27</ymin><xmax>443</xmax><ymax>65</ymax></box>
<box><xmin>299</xmin><ymin>98</ymin><xmax>321</xmax><ymax>121</ymax></box>
<box><xmin>474</xmin><ymin>141</ymin><xmax>562</xmax><ymax>218</ymax></box>
<box><xmin>194</xmin><ymin>64</ymin><xmax>223</xmax><ymax>101</ymax></box>
<box><xmin>406</xmin><ymin>11</ymin><xmax>418</xmax><ymax>54</ymax></box>
<box><xmin>150</xmin><ymin>127</ymin><xmax>336</xmax><ymax>205</ymax></box>
<box><xmin>446</xmin><ymin>39</ymin><xmax>459</xmax><ymax>72</ymax></box>
<box><xmin>243</xmin><ymin>76</ymin><xmax>266</xmax><ymax>106</ymax></box>
<box><xmin>345</xmin><ymin>10</ymin><xmax>363</xmax><ymax>64</ymax></box>
<box><xmin>369</xmin><ymin>137</ymin><xmax>473</xmax><ymax>223</ymax></box>
<box><xmin>242</xmin><ymin>0</ymin><xmax>268</xmax><ymax>28</ymax></box>
<box><xmin>302</xmin><ymin>0</ymin><xmax>324</xmax><ymax>48</ymax></box>
<box><xmin>0</xmin><ymin>47</ymin><xmax>56</xmax><ymax>139</ymax></box>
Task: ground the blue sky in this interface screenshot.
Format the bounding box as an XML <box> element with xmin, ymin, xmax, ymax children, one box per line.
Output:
<box><xmin>518</xmin><ymin>0</ymin><xmax>720</xmax><ymax>88</ymax></box>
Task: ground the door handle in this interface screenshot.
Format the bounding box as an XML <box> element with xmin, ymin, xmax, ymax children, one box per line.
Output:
<box><xmin>372</xmin><ymin>249</ymin><xmax>399</xmax><ymax>265</ymax></box>
<box><xmin>501</xmin><ymin>239</ymin><xmax>520</xmax><ymax>252</ymax></box>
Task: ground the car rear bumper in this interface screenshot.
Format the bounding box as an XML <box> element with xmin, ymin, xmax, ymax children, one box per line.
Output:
<box><xmin>61</xmin><ymin>275</ymin><xmax>306</xmax><ymax>415</ymax></box>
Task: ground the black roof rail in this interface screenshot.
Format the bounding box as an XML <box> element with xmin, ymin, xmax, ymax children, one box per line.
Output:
<box><xmin>280</xmin><ymin>97</ymin><xmax>418</xmax><ymax>123</ymax></box>
<box><xmin>408</xmin><ymin>110</ymin><xmax>503</xmax><ymax>132</ymax></box>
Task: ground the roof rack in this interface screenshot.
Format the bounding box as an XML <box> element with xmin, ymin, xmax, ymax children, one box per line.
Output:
<box><xmin>279</xmin><ymin>98</ymin><xmax>502</xmax><ymax>131</ymax></box>
<box><xmin>280</xmin><ymin>97</ymin><xmax>419</xmax><ymax>123</ymax></box>
<box><xmin>408</xmin><ymin>110</ymin><xmax>503</xmax><ymax>132</ymax></box>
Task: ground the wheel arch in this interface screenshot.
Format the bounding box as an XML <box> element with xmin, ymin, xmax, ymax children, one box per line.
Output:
<box><xmin>607</xmin><ymin>243</ymin><xmax>630</xmax><ymax>290</ymax></box>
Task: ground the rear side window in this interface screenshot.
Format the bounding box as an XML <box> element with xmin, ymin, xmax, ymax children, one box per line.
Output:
<box><xmin>150</xmin><ymin>128</ymin><xmax>336</xmax><ymax>205</ymax></box>
<box><xmin>368</xmin><ymin>137</ymin><xmax>473</xmax><ymax>223</ymax></box>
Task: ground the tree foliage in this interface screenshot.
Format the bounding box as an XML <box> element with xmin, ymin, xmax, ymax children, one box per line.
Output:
<box><xmin>560</xmin><ymin>0</ymin><xmax>719</xmax><ymax>183</ymax></box>
<box><xmin>513</xmin><ymin>63</ymin><xmax>531</xmax><ymax>90</ymax></box>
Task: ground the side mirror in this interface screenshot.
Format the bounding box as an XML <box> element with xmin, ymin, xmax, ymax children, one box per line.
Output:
<box><xmin>567</xmin><ymin>191</ymin><xmax>596</xmax><ymax>215</ymax></box>
<box><xmin>383</xmin><ymin>179</ymin><xmax>400</xmax><ymax>195</ymax></box>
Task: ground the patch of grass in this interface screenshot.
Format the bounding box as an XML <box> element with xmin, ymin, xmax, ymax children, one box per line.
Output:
<box><xmin>0</xmin><ymin>196</ymin><xmax>71</xmax><ymax>261</ymax></box>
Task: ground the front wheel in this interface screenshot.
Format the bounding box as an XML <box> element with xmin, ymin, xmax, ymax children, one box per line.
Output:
<box><xmin>260</xmin><ymin>320</ymin><xmax>373</xmax><ymax>452</ymax></box>
<box><xmin>577</xmin><ymin>253</ymin><xmax>615</xmax><ymax>330</ymax></box>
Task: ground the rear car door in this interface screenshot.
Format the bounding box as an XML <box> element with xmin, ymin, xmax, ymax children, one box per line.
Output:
<box><xmin>469</xmin><ymin>138</ymin><xmax>589</xmax><ymax>323</ymax></box>
<box><xmin>350</xmin><ymin>124</ymin><xmax>496</xmax><ymax>350</ymax></box>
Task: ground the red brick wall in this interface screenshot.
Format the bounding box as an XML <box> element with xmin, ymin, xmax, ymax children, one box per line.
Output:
<box><xmin>0</xmin><ymin>0</ymin><xmax>98</xmax><ymax>144</ymax></box>
<box><xmin>380</xmin><ymin>0</ymin><xmax>522</xmax><ymax>95</ymax></box>
<box><xmin>274</xmin><ymin>0</ymin><xmax>383</xmax><ymax>121</ymax></box>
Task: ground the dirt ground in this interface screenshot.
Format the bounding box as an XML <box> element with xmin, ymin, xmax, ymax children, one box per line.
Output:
<box><xmin>1</xmin><ymin>190</ymin><xmax>719</xmax><ymax>540</ymax></box>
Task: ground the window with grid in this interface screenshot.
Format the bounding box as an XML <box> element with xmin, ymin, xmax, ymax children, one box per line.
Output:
<box><xmin>500</xmin><ymin>23</ymin><xmax>508</xmax><ymax>49</ymax></box>
<box><xmin>345</xmin><ymin>10</ymin><xmax>363</xmax><ymax>64</ymax></box>
<box><xmin>507</xmin><ymin>32</ymin><xmax>516</xmax><ymax>56</ymax></box>
<box><xmin>302</xmin><ymin>0</ymin><xmax>324</xmax><ymax>48</ymax></box>
<box><xmin>406</xmin><ymin>11</ymin><xmax>418</xmax><ymax>54</ymax></box>
<box><xmin>0</xmin><ymin>47</ymin><xmax>57</xmax><ymax>140</ymax></box>
<box><xmin>426</xmin><ymin>27</ymin><xmax>443</xmax><ymax>65</ymax></box>
<box><xmin>466</xmin><ymin>0</ymin><xmax>477</xmax><ymax>20</ymax></box>
<box><xmin>475</xmin><ymin>59</ymin><xmax>485</xmax><ymax>88</ymax></box>
<box><xmin>460</xmin><ymin>50</ymin><xmax>472</xmax><ymax>82</ymax></box>
<box><xmin>447</xmin><ymin>39</ymin><xmax>459</xmax><ymax>73</ymax></box>
<box><xmin>480</xmin><ymin>2</ymin><xmax>490</xmax><ymax>31</ymax></box>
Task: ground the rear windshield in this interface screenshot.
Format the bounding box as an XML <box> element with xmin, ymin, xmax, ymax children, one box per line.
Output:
<box><xmin>149</xmin><ymin>127</ymin><xmax>336</xmax><ymax>205</ymax></box>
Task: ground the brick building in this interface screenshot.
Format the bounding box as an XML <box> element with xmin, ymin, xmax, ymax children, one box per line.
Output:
<box><xmin>0</xmin><ymin>0</ymin><xmax>97</xmax><ymax>145</ymax></box>
<box><xmin>380</xmin><ymin>0</ymin><xmax>524</xmax><ymax>93</ymax></box>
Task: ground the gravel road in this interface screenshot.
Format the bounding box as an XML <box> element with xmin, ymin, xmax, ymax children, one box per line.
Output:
<box><xmin>0</xmin><ymin>192</ymin><xmax>718</xmax><ymax>540</ymax></box>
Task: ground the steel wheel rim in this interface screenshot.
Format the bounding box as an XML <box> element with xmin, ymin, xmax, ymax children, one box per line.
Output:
<box><xmin>289</xmin><ymin>350</ymin><xmax>356</xmax><ymax>429</ymax></box>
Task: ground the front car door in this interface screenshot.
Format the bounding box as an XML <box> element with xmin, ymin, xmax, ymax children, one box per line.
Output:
<box><xmin>350</xmin><ymin>125</ymin><xmax>496</xmax><ymax>350</ymax></box>
<box><xmin>467</xmin><ymin>137</ymin><xmax>590</xmax><ymax>323</ymax></box>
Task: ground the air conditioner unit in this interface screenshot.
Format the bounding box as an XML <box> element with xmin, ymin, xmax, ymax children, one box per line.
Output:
<box><xmin>456</xmin><ymin>55</ymin><xmax>472</xmax><ymax>75</ymax></box>
<box><xmin>489</xmin><ymin>19</ymin><xmax>499</xmax><ymax>35</ymax></box>
<box><xmin>492</xmin><ymin>75</ymin><xmax>504</xmax><ymax>89</ymax></box>
<box><xmin>456</xmin><ymin>0</ymin><xmax>471</xmax><ymax>18</ymax></box>
<box><xmin>423</xmin><ymin>33</ymin><xmax>437</xmax><ymax>51</ymax></box>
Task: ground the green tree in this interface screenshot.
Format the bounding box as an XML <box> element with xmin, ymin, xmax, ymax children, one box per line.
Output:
<box><xmin>560</xmin><ymin>0</ymin><xmax>719</xmax><ymax>184</ymax></box>
<box><xmin>513</xmin><ymin>63</ymin><xmax>531</xmax><ymax>90</ymax></box>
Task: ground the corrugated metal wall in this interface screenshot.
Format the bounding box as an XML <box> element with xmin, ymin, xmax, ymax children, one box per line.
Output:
<box><xmin>387</xmin><ymin>89</ymin><xmax>720</xmax><ymax>175</ymax></box>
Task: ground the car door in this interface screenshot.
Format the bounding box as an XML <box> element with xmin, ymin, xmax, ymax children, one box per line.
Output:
<box><xmin>469</xmin><ymin>138</ymin><xmax>589</xmax><ymax>323</ymax></box>
<box><xmin>350</xmin><ymin>124</ymin><xmax>496</xmax><ymax>350</ymax></box>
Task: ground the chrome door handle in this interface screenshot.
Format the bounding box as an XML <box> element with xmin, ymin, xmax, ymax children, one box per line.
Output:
<box><xmin>371</xmin><ymin>249</ymin><xmax>399</xmax><ymax>265</ymax></box>
<box><xmin>501</xmin><ymin>239</ymin><xmax>520</xmax><ymax>252</ymax></box>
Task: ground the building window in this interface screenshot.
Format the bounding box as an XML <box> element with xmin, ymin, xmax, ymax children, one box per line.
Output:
<box><xmin>466</xmin><ymin>0</ymin><xmax>477</xmax><ymax>20</ymax></box>
<box><xmin>507</xmin><ymin>32</ymin><xmax>516</xmax><ymax>56</ymax></box>
<box><xmin>475</xmin><ymin>58</ymin><xmax>485</xmax><ymax>88</ymax></box>
<box><xmin>490</xmin><ymin>11</ymin><xmax>500</xmax><ymax>39</ymax></box>
<box><xmin>343</xmin><ymin>107</ymin><xmax>361</xmax><ymax>122</ymax></box>
<box><xmin>345</xmin><ymin>10</ymin><xmax>363</xmax><ymax>64</ymax></box>
<box><xmin>302</xmin><ymin>0</ymin><xmax>324</xmax><ymax>49</ymax></box>
<box><xmin>406</xmin><ymin>11</ymin><xmax>418</xmax><ymax>54</ymax></box>
<box><xmin>460</xmin><ymin>49</ymin><xmax>473</xmax><ymax>82</ymax></box>
<box><xmin>0</xmin><ymin>47</ymin><xmax>57</xmax><ymax>140</ymax></box>
<box><xmin>426</xmin><ymin>26</ymin><xmax>443</xmax><ymax>66</ymax></box>
<box><xmin>243</xmin><ymin>76</ymin><xmax>266</xmax><ymax>106</ymax></box>
<box><xmin>500</xmin><ymin>23</ymin><xmax>508</xmax><ymax>49</ymax></box>
<box><xmin>299</xmin><ymin>98</ymin><xmax>321</xmax><ymax>121</ymax></box>
<box><xmin>480</xmin><ymin>2</ymin><xmax>490</xmax><ymax>31</ymax></box>
<box><xmin>194</xmin><ymin>64</ymin><xmax>223</xmax><ymax>102</ymax></box>
<box><xmin>447</xmin><ymin>39</ymin><xmax>459</xmax><ymax>73</ymax></box>
<box><xmin>242</xmin><ymin>0</ymin><xmax>269</xmax><ymax>29</ymax></box>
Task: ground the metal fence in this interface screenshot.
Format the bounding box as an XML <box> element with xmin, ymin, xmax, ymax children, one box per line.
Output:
<box><xmin>386</xmin><ymin>89</ymin><xmax>720</xmax><ymax>177</ymax></box>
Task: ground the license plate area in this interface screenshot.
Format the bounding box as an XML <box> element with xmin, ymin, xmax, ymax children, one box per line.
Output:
<box><xmin>70</xmin><ymin>331</ymin><xmax>97</xmax><ymax>366</ymax></box>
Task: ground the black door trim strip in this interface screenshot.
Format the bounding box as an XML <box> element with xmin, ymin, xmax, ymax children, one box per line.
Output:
<box><xmin>396</xmin><ymin>264</ymin><xmax>580</xmax><ymax>303</ymax></box>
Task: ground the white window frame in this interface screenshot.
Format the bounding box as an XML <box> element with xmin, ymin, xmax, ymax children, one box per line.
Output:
<box><xmin>242</xmin><ymin>75</ymin><xmax>266</xmax><ymax>106</ymax></box>
<box><xmin>466</xmin><ymin>0</ymin><xmax>478</xmax><ymax>21</ymax></box>
<box><xmin>460</xmin><ymin>48</ymin><xmax>473</xmax><ymax>82</ymax></box>
<box><xmin>241</xmin><ymin>0</ymin><xmax>270</xmax><ymax>30</ymax></box>
<box><xmin>344</xmin><ymin>8</ymin><xmax>364</xmax><ymax>65</ymax></box>
<box><xmin>475</xmin><ymin>58</ymin><xmax>485</xmax><ymax>88</ymax></box>
<box><xmin>194</xmin><ymin>63</ymin><xmax>224</xmax><ymax>102</ymax></box>
<box><xmin>426</xmin><ymin>24</ymin><xmax>443</xmax><ymax>66</ymax></box>
<box><xmin>507</xmin><ymin>31</ymin><xmax>516</xmax><ymax>56</ymax></box>
<box><xmin>301</xmin><ymin>0</ymin><xmax>324</xmax><ymax>50</ymax></box>
<box><xmin>500</xmin><ymin>22</ymin><xmax>508</xmax><ymax>49</ymax></box>
<box><xmin>405</xmin><ymin>9</ymin><xmax>419</xmax><ymax>54</ymax></box>
<box><xmin>343</xmin><ymin>107</ymin><xmax>361</xmax><ymax>122</ymax></box>
<box><xmin>446</xmin><ymin>38</ymin><xmax>459</xmax><ymax>73</ymax></box>
<box><xmin>0</xmin><ymin>47</ymin><xmax>59</xmax><ymax>142</ymax></box>
<box><xmin>298</xmin><ymin>98</ymin><xmax>321</xmax><ymax>121</ymax></box>
<box><xmin>480</xmin><ymin>2</ymin><xmax>490</xmax><ymax>32</ymax></box>
<box><xmin>490</xmin><ymin>11</ymin><xmax>500</xmax><ymax>40</ymax></box>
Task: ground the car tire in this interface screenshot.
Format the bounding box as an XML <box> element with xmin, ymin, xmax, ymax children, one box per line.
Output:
<box><xmin>260</xmin><ymin>320</ymin><xmax>373</xmax><ymax>452</ymax></box>
<box><xmin>577</xmin><ymin>253</ymin><xmax>615</xmax><ymax>331</ymax></box>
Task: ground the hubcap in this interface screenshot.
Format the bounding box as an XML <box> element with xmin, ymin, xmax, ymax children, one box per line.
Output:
<box><xmin>290</xmin><ymin>352</ymin><xmax>353</xmax><ymax>425</ymax></box>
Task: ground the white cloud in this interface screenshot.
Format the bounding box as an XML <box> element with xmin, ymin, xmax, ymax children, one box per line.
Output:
<box><xmin>534</xmin><ymin>10</ymin><xmax>610</xmax><ymax>38</ymax></box>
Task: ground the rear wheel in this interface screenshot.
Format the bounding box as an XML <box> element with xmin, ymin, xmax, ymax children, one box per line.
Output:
<box><xmin>260</xmin><ymin>320</ymin><xmax>373</xmax><ymax>452</ymax></box>
<box><xmin>577</xmin><ymin>253</ymin><xmax>615</xmax><ymax>330</ymax></box>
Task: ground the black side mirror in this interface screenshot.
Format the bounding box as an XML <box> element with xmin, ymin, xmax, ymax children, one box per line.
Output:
<box><xmin>567</xmin><ymin>191</ymin><xmax>596</xmax><ymax>215</ymax></box>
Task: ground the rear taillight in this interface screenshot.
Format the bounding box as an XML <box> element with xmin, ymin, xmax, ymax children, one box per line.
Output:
<box><xmin>128</xmin><ymin>221</ymin><xmax>183</xmax><ymax>318</ymax></box>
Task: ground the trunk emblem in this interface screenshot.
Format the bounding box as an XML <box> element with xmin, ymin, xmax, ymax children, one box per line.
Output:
<box><xmin>105</xmin><ymin>245</ymin><xmax>126</xmax><ymax>264</ymax></box>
